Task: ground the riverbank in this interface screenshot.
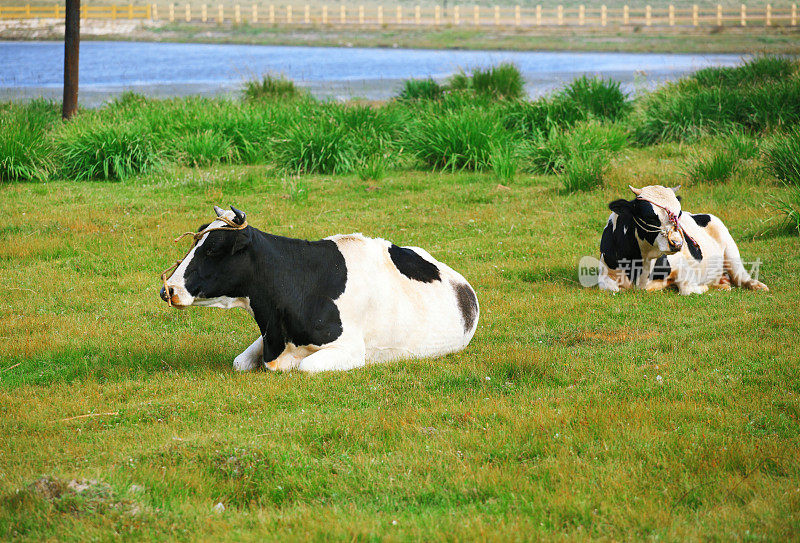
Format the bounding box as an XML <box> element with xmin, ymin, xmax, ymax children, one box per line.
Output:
<box><xmin>2</xmin><ymin>18</ymin><xmax>799</xmax><ymax>54</ymax></box>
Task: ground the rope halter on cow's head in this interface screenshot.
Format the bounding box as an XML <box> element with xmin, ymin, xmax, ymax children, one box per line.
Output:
<box><xmin>628</xmin><ymin>184</ymin><xmax>702</xmax><ymax>259</ymax></box>
<box><xmin>160</xmin><ymin>206</ymin><xmax>249</xmax><ymax>307</ymax></box>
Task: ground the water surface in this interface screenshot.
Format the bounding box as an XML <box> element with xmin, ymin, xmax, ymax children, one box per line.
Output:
<box><xmin>0</xmin><ymin>40</ymin><xmax>745</xmax><ymax>104</ymax></box>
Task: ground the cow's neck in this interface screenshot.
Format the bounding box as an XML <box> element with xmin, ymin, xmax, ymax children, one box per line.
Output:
<box><xmin>239</xmin><ymin>228</ymin><xmax>347</xmax><ymax>358</ymax></box>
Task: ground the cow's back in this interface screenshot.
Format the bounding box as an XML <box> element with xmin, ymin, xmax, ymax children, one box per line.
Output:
<box><xmin>328</xmin><ymin>234</ymin><xmax>479</xmax><ymax>362</ymax></box>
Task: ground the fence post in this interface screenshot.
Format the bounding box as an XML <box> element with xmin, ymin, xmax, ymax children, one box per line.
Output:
<box><xmin>536</xmin><ymin>4</ymin><xmax>541</xmax><ymax>25</ymax></box>
<box><xmin>147</xmin><ymin>3</ymin><xmax>152</xmax><ymax>19</ymax></box>
<box><xmin>578</xmin><ymin>4</ymin><xmax>584</xmax><ymax>24</ymax></box>
<box><xmin>322</xmin><ymin>5</ymin><xmax>327</xmax><ymax>23</ymax></box>
<box><xmin>623</xmin><ymin>4</ymin><xmax>629</xmax><ymax>24</ymax></box>
<box><xmin>716</xmin><ymin>4</ymin><xmax>722</xmax><ymax>25</ymax></box>
<box><xmin>415</xmin><ymin>5</ymin><xmax>420</xmax><ymax>24</ymax></box>
<box><xmin>152</xmin><ymin>3</ymin><xmax>158</xmax><ymax>19</ymax></box>
<box><xmin>200</xmin><ymin>4</ymin><xmax>206</xmax><ymax>22</ymax></box>
<box><xmin>601</xmin><ymin>4</ymin><xmax>606</xmax><ymax>25</ymax></box>
<box><xmin>168</xmin><ymin>3</ymin><xmax>174</xmax><ymax>21</ymax></box>
<box><xmin>515</xmin><ymin>5</ymin><xmax>521</xmax><ymax>25</ymax></box>
<box><xmin>692</xmin><ymin>4</ymin><xmax>698</xmax><ymax>26</ymax></box>
<box><xmin>358</xmin><ymin>5</ymin><xmax>364</xmax><ymax>24</ymax></box>
<box><xmin>251</xmin><ymin>4</ymin><xmax>257</xmax><ymax>22</ymax></box>
<box><xmin>766</xmin><ymin>3</ymin><xmax>771</xmax><ymax>25</ymax></box>
<box><xmin>396</xmin><ymin>5</ymin><xmax>401</xmax><ymax>23</ymax></box>
<box><xmin>474</xmin><ymin>5</ymin><xmax>479</xmax><ymax>25</ymax></box>
<box><xmin>128</xmin><ymin>3</ymin><xmax>133</xmax><ymax>19</ymax></box>
<box><xmin>218</xmin><ymin>3</ymin><xmax>224</xmax><ymax>23</ymax></box>
<box><xmin>378</xmin><ymin>5</ymin><xmax>383</xmax><ymax>24</ymax></box>
<box><xmin>285</xmin><ymin>5</ymin><xmax>291</xmax><ymax>23</ymax></box>
<box><xmin>740</xmin><ymin>3</ymin><xmax>745</xmax><ymax>25</ymax></box>
<box><xmin>792</xmin><ymin>3</ymin><xmax>797</xmax><ymax>26</ymax></box>
<box><xmin>112</xmin><ymin>4</ymin><xmax>117</xmax><ymax>20</ymax></box>
<box><xmin>494</xmin><ymin>5</ymin><xmax>499</xmax><ymax>25</ymax></box>
<box><xmin>557</xmin><ymin>4</ymin><xmax>563</xmax><ymax>24</ymax></box>
<box><xmin>185</xmin><ymin>3</ymin><xmax>190</xmax><ymax>21</ymax></box>
<box><xmin>669</xmin><ymin>4</ymin><xmax>675</xmax><ymax>25</ymax></box>
<box><xmin>25</xmin><ymin>3</ymin><xmax>30</xmax><ymax>17</ymax></box>
<box><xmin>454</xmin><ymin>4</ymin><xmax>459</xmax><ymax>24</ymax></box>
<box><xmin>82</xmin><ymin>2</ymin><xmax>86</xmax><ymax>19</ymax></box>
<box><xmin>645</xmin><ymin>4</ymin><xmax>651</xmax><ymax>25</ymax></box>
<box><xmin>434</xmin><ymin>5</ymin><xmax>440</xmax><ymax>24</ymax></box>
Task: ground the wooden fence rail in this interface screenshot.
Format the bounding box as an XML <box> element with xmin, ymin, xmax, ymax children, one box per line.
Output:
<box><xmin>0</xmin><ymin>3</ymin><xmax>797</xmax><ymax>27</ymax></box>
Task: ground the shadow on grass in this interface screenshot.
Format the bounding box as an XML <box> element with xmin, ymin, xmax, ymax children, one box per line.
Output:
<box><xmin>517</xmin><ymin>265</ymin><xmax>580</xmax><ymax>287</ymax></box>
<box><xmin>0</xmin><ymin>345</ymin><xmax>237</xmax><ymax>389</ymax></box>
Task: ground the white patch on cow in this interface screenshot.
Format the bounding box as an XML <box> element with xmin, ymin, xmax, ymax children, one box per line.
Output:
<box><xmin>322</xmin><ymin>234</ymin><xmax>479</xmax><ymax>370</ymax></box>
<box><xmin>233</xmin><ymin>336</ymin><xmax>263</xmax><ymax>372</ymax></box>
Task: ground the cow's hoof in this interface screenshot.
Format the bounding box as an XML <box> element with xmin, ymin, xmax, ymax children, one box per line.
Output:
<box><xmin>748</xmin><ymin>281</ymin><xmax>769</xmax><ymax>292</ymax></box>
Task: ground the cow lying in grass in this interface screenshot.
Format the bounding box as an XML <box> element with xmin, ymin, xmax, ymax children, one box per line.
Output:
<box><xmin>598</xmin><ymin>185</ymin><xmax>768</xmax><ymax>295</ymax></box>
<box><xmin>160</xmin><ymin>206</ymin><xmax>479</xmax><ymax>372</ymax></box>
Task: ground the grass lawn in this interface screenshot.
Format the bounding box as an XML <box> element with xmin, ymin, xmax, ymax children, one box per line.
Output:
<box><xmin>1</xmin><ymin>144</ymin><xmax>799</xmax><ymax>539</ymax></box>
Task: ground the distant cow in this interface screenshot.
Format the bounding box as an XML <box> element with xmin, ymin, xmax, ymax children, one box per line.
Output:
<box><xmin>160</xmin><ymin>206</ymin><xmax>479</xmax><ymax>372</ymax></box>
<box><xmin>598</xmin><ymin>185</ymin><xmax>768</xmax><ymax>295</ymax></box>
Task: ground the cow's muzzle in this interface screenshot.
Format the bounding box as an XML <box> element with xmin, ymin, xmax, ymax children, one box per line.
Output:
<box><xmin>159</xmin><ymin>286</ymin><xmax>185</xmax><ymax>307</ymax></box>
<box><xmin>667</xmin><ymin>229</ymin><xmax>684</xmax><ymax>253</ymax></box>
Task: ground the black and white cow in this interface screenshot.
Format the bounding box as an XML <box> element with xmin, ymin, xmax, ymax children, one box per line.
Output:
<box><xmin>160</xmin><ymin>206</ymin><xmax>479</xmax><ymax>372</ymax></box>
<box><xmin>598</xmin><ymin>185</ymin><xmax>768</xmax><ymax>295</ymax></box>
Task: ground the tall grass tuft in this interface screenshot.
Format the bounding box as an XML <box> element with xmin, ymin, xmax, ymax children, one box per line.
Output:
<box><xmin>275</xmin><ymin>116</ymin><xmax>357</xmax><ymax>174</ymax></box>
<box><xmin>560</xmin><ymin>153</ymin><xmax>607</xmax><ymax>192</ymax></box>
<box><xmin>692</xmin><ymin>55</ymin><xmax>798</xmax><ymax>88</ymax></box>
<box><xmin>243</xmin><ymin>74</ymin><xmax>302</xmax><ymax>101</ymax></box>
<box><xmin>55</xmin><ymin>119</ymin><xmax>161</xmax><ymax>181</ymax></box>
<box><xmin>445</xmin><ymin>64</ymin><xmax>525</xmax><ymax>100</ymax></box>
<box><xmin>560</xmin><ymin>76</ymin><xmax>629</xmax><ymax>121</ymax></box>
<box><xmin>686</xmin><ymin>149</ymin><xmax>740</xmax><ymax>184</ymax></box>
<box><xmin>523</xmin><ymin>121</ymin><xmax>627</xmax><ymax>174</ymax></box>
<box><xmin>470</xmin><ymin>63</ymin><xmax>525</xmax><ymax>100</ymax></box>
<box><xmin>0</xmin><ymin>101</ymin><xmax>58</xmax><ymax>182</ymax></box>
<box><xmin>490</xmin><ymin>144</ymin><xmax>518</xmax><ymax>183</ymax></box>
<box><xmin>398</xmin><ymin>78</ymin><xmax>444</xmax><ymax>101</ymax></box>
<box><xmin>766</xmin><ymin>185</ymin><xmax>800</xmax><ymax>235</ymax></box>
<box><xmin>174</xmin><ymin>130</ymin><xmax>238</xmax><ymax>167</ymax></box>
<box><xmin>763</xmin><ymin>128</ymin><xmax>800</xmax><ymax>186</ymax></box>
<box><xmin>632</xmin><ymin>56</ymin><xmax>800</xmax><ymax>145</ymax></box>
<box><xmin>405</xmin><ymin>107</ymin><xmax>508</xmax><ymax>171</ymax></box>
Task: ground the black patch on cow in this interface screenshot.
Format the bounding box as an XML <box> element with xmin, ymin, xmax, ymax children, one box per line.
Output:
<box><xmin>181</xmin><ymin>226</ymin><xmax>348</xmax><ymax>363</ymax></box>
<box><xmin>452</xmin><ymin>282</ymin><xmax>478</xmax><ymax>333</ymax></box>
<box><xmin>692</xmin><ymin>213</ymin><xmax>712</xmax><ymax>227</ymax></box>
<box><xmin>651</xmin><ymin>255</ymin><xmax>671</xmax><ymax>281</ymax></box>
<box><xmin>686</xmin><ymin>235</ymin><xmax>704</xmax><ymax>261</ymax></box>
<box><xmin>388</xmin><ymin>244</ymin><xmax>441</xmax><ymax>283</ymax></box>
<box><xmin>599</xmin><ymin>210</ymin><xmax>645</xmax><ymax>283</ymax></box>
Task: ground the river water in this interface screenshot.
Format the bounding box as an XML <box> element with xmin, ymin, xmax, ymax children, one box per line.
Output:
<box><xmin>0</xmin><ymin>40</ymin><xmax>745</xmax><ymax>105</ymax></box>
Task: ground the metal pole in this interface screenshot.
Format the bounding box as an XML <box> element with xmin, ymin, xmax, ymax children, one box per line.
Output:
<box><xmin>63</xmin><ymin>0</ymin><xmax>80</xmax><ymax>120</ymax></box>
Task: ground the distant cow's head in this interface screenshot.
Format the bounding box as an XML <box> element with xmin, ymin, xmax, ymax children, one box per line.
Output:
<box><xmin>609</xmin><ymin>185</ymin><xmax>702</xmax><ymax>260</ymax></box>
<box><xmin>160</xmin><ymin>206</ymin><xmax>253</xmax><ymax>309</ymax></box>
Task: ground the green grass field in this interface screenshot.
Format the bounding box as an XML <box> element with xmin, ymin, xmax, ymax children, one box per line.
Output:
<box><xmin>1</xmin><ymin>146</ymin><xmax>799</xmax><ymax>540</ymax></box>
<box><xmin>2</xmin><ymin>58</ymin><xmax>800</xmax><ymax>539</ymax></box>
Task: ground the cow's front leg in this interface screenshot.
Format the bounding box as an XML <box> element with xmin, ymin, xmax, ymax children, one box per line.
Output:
<box><xmin>677</xmin><ymin>282</ymin><xmax>709</xmax><ymax>295</ymax></box>
<box><xmin>297</xmin><ymin>337</ymin><xmax>366</xmax><ymax>373</ymax></box>
<box><xmin>233</xmin><ymin>337</ymin><xmax>263</xmax><ymax>372</ymax></box>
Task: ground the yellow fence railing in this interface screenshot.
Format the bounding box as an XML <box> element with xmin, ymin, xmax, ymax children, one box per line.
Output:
<box><xmin>0</xmin><ymin>3</ymin><xmax>797</xmax><ymax>27</ymax></box>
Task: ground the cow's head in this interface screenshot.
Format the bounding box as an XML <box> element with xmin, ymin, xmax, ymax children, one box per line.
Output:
<box><xmin>160</xmin><ymin>206</ymin><xmax>253</xmax><ymax>309</ymax></box>
<box><xmin>608</xmin><ymin>185</ymin><xmax>702</xmax><ymax>260</ymax></box>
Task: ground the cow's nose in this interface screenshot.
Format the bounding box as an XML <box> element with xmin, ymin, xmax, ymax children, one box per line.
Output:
<box><xmin>669</xmin><ymin>239</ymin><xmax>683</xmax><ymax>252</ymax></box>
<box><xmin>160</xmin><ymin>286</ymin><xmax>172</xmax><ymax>302</ymax></box>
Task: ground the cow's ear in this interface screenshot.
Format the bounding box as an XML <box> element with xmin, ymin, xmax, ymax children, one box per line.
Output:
<box><xmin>670</xmin><ymin>185</ymin><xmax>681</xmax><ymax>194</ymax></box>
<box><xmin>232</xmin><ymin>229</ymin><xmax>251</xmax><ymax>254</ymax></box>
<box><xmin>686</xmin><ymin>235</ymin><xmax>703</xmax><ymax>261</ymax></box>
<box><xmin>676</xmin><ymin>195</ymin><xmax>682</xmax><ymax>203</ymax></box>
<box><xmin>608</xmin><ymin>199</ymin><xmax>633</xmax><ymax>216</ymax></box>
